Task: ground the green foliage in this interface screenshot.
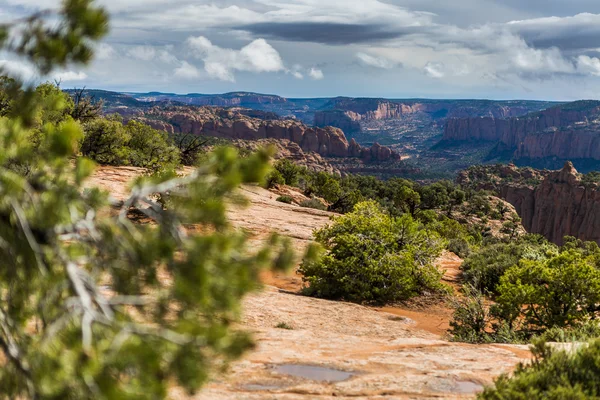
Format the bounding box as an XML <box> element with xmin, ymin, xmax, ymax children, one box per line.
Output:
<box><xmin>300</xmin><ymin>198</ymin><xmax>327</xmax><ymax>211</ymax></box>
<box><xmin>461</xmin><ymin>235</ymin><xmax>557</xmax><ymax>294</ymax></box>
<box><xmin>534</xmin><ymin>321</ymin><xmax>600</xmax><ymax>343</ymax></box>
<box><xmin>80</xmin><ymin>116</ymin><xmax>129</xmax><ymax>165</ymax></box>
<box><xmin>276</xmin><ymin>195</ymin><xmax>294</xmax><ymax>204</ymax></box>
<box><xmin>449</xmin><ymin>285</ymin><xmax>494</xmax><ymax>344</ymax></box>
<box><xmin>274</xmin><ymin>159</ymin><xmax>302</xmax><ymax>186</ymax></box>
<box><xmin>494</xmin><ymin>250</ymin><xmax>600</xmax><ymax>333</ymax></box>
<box><xmin>452</xmin><ymin>241</ymin><xmax>600</xmax><ymax>343</ymax></box>
<box><xmin>300</xmin><ymin>201</ymin><xmax>447</xmax><ymax>304</ymax></box>
<box><xmin>264</xmin><ymin>169</ymin><xmax>285</xmax><ymax>188</ymax></box>
<box><xmin>124</xmin><ymin>120</ymin><xmax>180</xmax><ymax>170</ymax></box>
<box><xmin>0</xmin><ymin>2</ymin><xmax>297</xmax><ymax>398</ymax></box>
<box><xmin>479</xmin><ymin>340</ymin><xmax>600</xmax><ymax>399</ymax></box>
<box><xmin>81</xmin><ymin>117</ymin><xmax>180</xmax><ymax>171</ymax></box>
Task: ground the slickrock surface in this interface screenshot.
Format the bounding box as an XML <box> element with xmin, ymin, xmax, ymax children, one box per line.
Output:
<box><xmin>89</xmin><ymin>167</ymin><xmax>530</xmax><ymax>400</ymax></box>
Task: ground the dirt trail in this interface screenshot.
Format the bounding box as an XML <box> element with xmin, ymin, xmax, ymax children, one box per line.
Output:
<box><xmin>89</xmin><ymin>167</ymin><xmax>530</xmax><ymax>400</ymax></box>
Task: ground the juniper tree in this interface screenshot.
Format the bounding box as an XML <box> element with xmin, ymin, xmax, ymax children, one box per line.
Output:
<box><xmin>0</xmin><ymin>1</ymin><xmax>294</xmax><ymax>398</ymax></box>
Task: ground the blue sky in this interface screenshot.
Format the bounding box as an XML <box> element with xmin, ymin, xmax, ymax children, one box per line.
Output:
<box><xmin>3</xmin><ymin>0</ymin><xmax>600</xmax><ymax>100</ymax></box>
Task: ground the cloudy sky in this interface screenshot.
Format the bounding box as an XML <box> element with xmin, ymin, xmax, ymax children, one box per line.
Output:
<box><xmin>3</xmin><ymin>0</ymin><xmax>600</xmax><ymax>100</ymax></box>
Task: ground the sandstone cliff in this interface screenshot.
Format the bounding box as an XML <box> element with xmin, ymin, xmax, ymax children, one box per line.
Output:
<box><xmin>459</xmin><ymin>162</ymin><xmax>600</xmax><ymax>245</ymax></box>
<box><xmin>129</xmin><ymin>106</ymin><xmax>400</xmax><ymax>162</ymax></box>
<box><xmin>443</xmin><ymin>101</ymin><xmax>600</xmax><ymax>163</ymax></box>
<box><xmin>315</xmin><ymin>98</ymin><xmax>556</xmax><ymax>133</ymax></box>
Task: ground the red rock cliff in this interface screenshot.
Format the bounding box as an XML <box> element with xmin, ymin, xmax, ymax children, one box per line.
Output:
<box><xmin>134</xmin><ymin>106</ymin><xmax>400</xmax><ymax>162</ymax></box>
<box><xmin>443</xmin><ymin>102</ymin><xmax>600</xmax><ymax>159</ymax></box>
<box><xmin>460</xmin><ymin>162</ymin><xmax>600</xmax><ymax>245</ymax></box>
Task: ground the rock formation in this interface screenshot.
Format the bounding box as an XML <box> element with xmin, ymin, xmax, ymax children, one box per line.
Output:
<box><xmin>459</xmin><ymin>162</ymin><xmax>600</xmax><ymax>245</ymax></box>
<box><xmin>129</xmin><ymin>106</ymin><xmax>400</xmax><ymax>163</ymax></box>
<box><xmin>443</xmin><ymin>101</ymin><xmax>600</xmax><ymax>163</ymax></box>
<box><xmin>315</xmin><ymin>97</ymin><xmax>556</xmax><ymax>133</ymax></box>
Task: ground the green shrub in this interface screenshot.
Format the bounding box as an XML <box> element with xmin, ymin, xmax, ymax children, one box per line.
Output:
<box><xmin>494</xmin><ymin>250</ymin><xmax>600</xmax><ymax>333</ymax></box>
<box><xmin>461</xmin><ymin>236</ymin><xmax>557</xmax><ymax>294</ymax></box>
<box><xmin>274</xmin><ymin>159</ymin><xmax>303</xmax><ymax>186</ymax></box>
<box><xmin>81</xmin><ymin>117</ymin><xmax>180</xmax><ymax>171</ymax></box>
<box><xmin>534</xmin><ymin>320</ymin><xmax>600</xmax><ymax>343</ymax></box>
<box><xmin>264</xmin><ymin>169</ymin><xmax>285</xmax><ymax>188</ymax></box>
<box><xmin>124</xmin><ymin>120</ymin><xmax>180</xmax><ymax>170</ymax></box>
<box><xmin>449</xmin><ymin>285</ymin><xmax>493</xmax><ymax>343</ymax></box>
<box><xmin>300</xmin><ymin>198</ymin><xmax>327</xmax><ymax>211</ymax></box>
<box><xmin>448</xmin><ymin>238</ymin><xmax>471</xmax><ymax>258</ymax></box>
<box><xmin>300</xmin><ymin>201</ymin><xmax>447</xmax><ymax>304</ymax></box>
<box><xmin>479</xmin><ymin>340</ymin><xmax>600</xmax><ymax>399</ymax></box>
<box><xmin>276</xmin><ymin>195</ymin><xmax>294</xmax><ymax>204</ymax></box>
<box><xmin>81</xmin><ymin>116</ymin><xmax>130</xmax><ymax>165</ymax></box>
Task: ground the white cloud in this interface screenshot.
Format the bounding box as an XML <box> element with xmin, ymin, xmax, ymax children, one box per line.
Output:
<box><xmin>53</xmin><ymin>71</ymin><xmax>88</xmax><ymax>81</ymax></box>
<box><xmin>174</xmin><ymin>61</ymin><xmax>201</xmax><ymax>79</ymax></box>
<box><xmin>127</xmin><ymin>46</ymin><xmax>178</xmax><ymax>64</ymax></box>
<box><xmin>356</xmin><ymin>52</ymin><xmax>396</xmax><ymax>69</ymax></box>
<box><xmin>577</xmin><ymin>55</ymin><xmax>600</xmax><ymax>76</ymax></box>
<box><xmin>0</xmin><ymin>59</ymin><xmax>36</xmax><ymax>80</ymax></box>
<box><xmin>308</xmin><ymin>67</ymin><xmax>324</xmax><ymax>80</ymax></box>
<box><xmin>95</xmin><ymin>43</ymin><xmax>116</xmax><ymax>61</ymax></box>
<box><xmin>424</xmin><ymin>62</ymin><xmax>445</xmax><ymax>78</ymax></box>
<box><xmin>186</xmin><ymin>36</ymin><xmax>285</xmax><ymax>82</ymax></box>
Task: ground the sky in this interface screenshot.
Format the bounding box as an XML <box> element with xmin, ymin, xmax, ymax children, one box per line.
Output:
<box><xmin>3</xmin><ymin>0</ymin><xmax>600</xmax><ymax>100</ymax></box>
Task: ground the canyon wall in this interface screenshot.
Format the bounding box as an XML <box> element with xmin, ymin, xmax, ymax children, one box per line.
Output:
<box><xmin>460</xmin><ymin>163</ymin><xmax>600</xmax><ymax>245</ymax></box>
<box><xmin>514</xmin><ymin>128</ymin><xmax>600</xmax><ymax>161</ymax></box>
<box><xmin>443</xmin><ymin>102</ymin><xmax>600</xmax><ymax>162</ymax></box>
<box><xmin>133</xmin><ymin>106</ymin><xmax>400</xmax><ymax>163</ymax></box>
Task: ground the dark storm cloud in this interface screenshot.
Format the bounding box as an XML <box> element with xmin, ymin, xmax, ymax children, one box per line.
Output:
<box><xmin>508</xmin><ymin>14</ymin><xmax>600</xmax><ymax>51</ymax></box>
<box><xmin>237</xmin><ymin>22</ymin><xmax>420</xmax><ymax>45</ymax></box>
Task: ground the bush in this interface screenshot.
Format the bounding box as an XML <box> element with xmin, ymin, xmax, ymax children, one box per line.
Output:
<box><xmin>274</xmin><ymin>159</ymin><xmax>303</xmax><ymax>186</ymax></box>
<box><xmin>494</xmin><ymin>250</ymin><xmax>600</xmax><ymax>333</ymax></box>
<box><xmin>299</xmin><ymin>201</ymin><xmax>447</xmax><ymax>304</ymax></box>
<box><xmin>125</xmin><ymin>120</ymin><xmax>180</xmax><ymax>170</ymax></box>
<box><xmin>300</xmin><ymin>198</ymin><xmax>327</xmax><ymax>211</ymax></box>
<box><xmin>534</xmin><ymin>320</ymin><xmax>600</xmax><ymax>343</ymax></box>
<box><xmin>81</xmin><ymin>116</ymin><xmax>130</xmax><ymax>165</ymax></box>
<box><xmin>449</xmin><ymin>285</ymin><xmax>493</xmax><ymax>343</ymax></box>
<box><xmin>276</xmin><ymin>195</ymin><xmax>294</xmax><ymax>204</ymax></box>
<box><xmin>81</xmin><ymin>117</ymin><xmax>180</xmax><ymax>171</ymax></box>
<box><xmin>264</xmin><ymin>169</ymin><xmax>285</xmax><ymax>188</ymax></box>
<box><xmin>461</xmin><ymin>236</ymin><xmax>557</xmax><ymax>294</ymax></box>
<box><xmin>479</xmin><ymin>340</ymin><xmax>600</xmax><ymax>399</ymax></box>
<box><xmin>448</xmin><ymin>238</ymin><xmax>471</xmax><ymax>258</ymax></box>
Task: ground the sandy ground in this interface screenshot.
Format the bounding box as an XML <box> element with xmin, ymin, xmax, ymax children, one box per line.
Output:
<box><xmin>89</xmin><ymin>166</ymin><xmax>530</xmax><ymax>400</ymax></box>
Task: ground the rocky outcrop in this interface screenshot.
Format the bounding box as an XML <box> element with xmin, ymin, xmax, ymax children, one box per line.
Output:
<box><xmin>313</xmin><ymin>110</ymin><xmax>361</xmax><ymax>133</ymax></box>
<box><xmin>515</xmin><ymin>127</ymin><xmax>600</xmax><ymax>161</ymax></box>
<box><xmin>443</xmin><ymin>101</ymin><xmax>600</xmax><ymax>163</ymax></box>
<box><xmin>314</xmin><ymin>99</ymin><xmax>427</xmax><ymax>132</ymax></box>
<box><xmin>133</xmin><ymin>106</ymin><xmax>400</xmax><ymax>162</ymax></box>
<box><xmin>459</xmin><ymin>162</ymin><xmax>600</xmax><ymax>245</ymax></box>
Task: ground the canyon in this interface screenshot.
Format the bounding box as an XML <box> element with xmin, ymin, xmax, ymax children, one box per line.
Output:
<box><xmin>443</xmin><ymin>101</ymin><xmax>600</xmax><ymax>170</ymax></box>
<box><xmin>459</xmin><ymin>162</ymin><xmax>600</xmax><ymax>245</ymax></box>
<box><xmin>124</xmin><ymin>105</ymin><xmax>401</xmax><ymax>163</ymax></box>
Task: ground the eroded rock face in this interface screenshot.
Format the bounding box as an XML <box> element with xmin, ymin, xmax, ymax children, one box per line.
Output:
<box><xmin>461</xmin><ymin>162</ymin><xmax>600</xmax><ymax>245</ymax></box>
<box><xmin>443</xmin><ymin>102</ymin><xmax>600</xmax><ymax>162</ymax></box>
<box><xmin>131</xmin><ymin>106</ymin><xmax>400</xmax><ymax>162</ymax></box>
